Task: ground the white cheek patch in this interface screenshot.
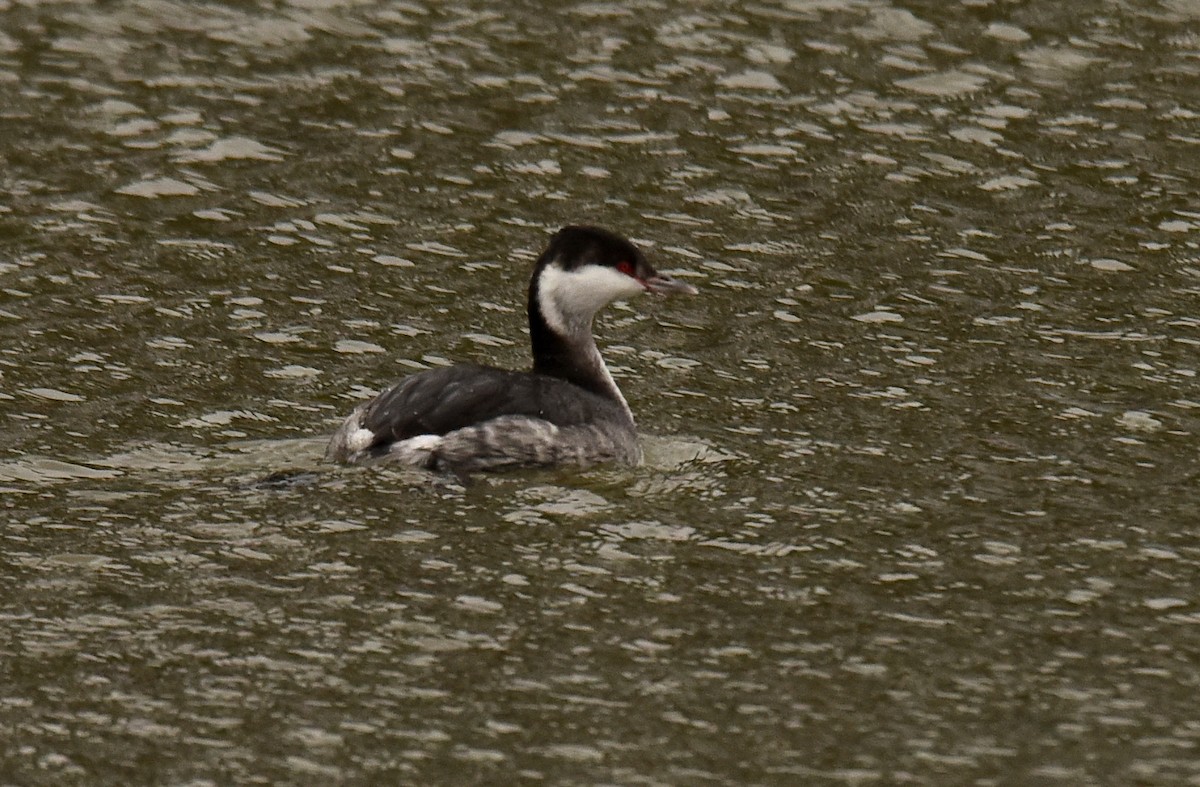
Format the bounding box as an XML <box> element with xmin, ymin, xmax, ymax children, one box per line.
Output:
<box><xmin>538</xmin><ymin>264</ymin><xmax>645</xmax><ymax>335</ymax></box>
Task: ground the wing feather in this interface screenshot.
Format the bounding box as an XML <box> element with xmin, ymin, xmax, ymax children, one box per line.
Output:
<box><xmin>357</xmin><ymin>364</ymin><xmax>624</xmax><ymax>450</ymax></box>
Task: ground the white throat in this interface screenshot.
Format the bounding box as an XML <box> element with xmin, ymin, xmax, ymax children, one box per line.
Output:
<box><xmin>535</xmin><ymin>263</ymin><xmax>643</xmax><ymax>421</ymax></box>
<box><xmin>536</xmin><ymin>263</ymin><xmax>645</xmax><ymax>339</ymax></box>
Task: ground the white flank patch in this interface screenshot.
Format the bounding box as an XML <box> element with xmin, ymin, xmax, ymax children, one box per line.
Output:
<box><xmin>537</xmin><ymin>263</ymin><xmax>644</xmax><ymax>336</ymax></box>
<box><xmin>399</xmin><ymin>434</ymin><xmax>442</xmax><ymax>450</ymax></box>
<box><xmin>389</xmin><ymin>434</ymin><xmax>443</xmax><ymax>465</ymax></box>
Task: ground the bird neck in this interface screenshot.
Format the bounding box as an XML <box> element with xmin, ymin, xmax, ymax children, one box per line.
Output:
<box><xmin>528</xmin><ymin>283</ymin><xmax>633</xmax><ymax>422</ymax></box>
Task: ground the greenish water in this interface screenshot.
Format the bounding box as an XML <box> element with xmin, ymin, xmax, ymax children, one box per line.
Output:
<box><xmin>2</xmin><ymin>1</ymin><xmax>1199</xmax><ymax>784</ymax></box>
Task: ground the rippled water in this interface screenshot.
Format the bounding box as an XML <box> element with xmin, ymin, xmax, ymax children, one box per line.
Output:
<box><xmin>3</xmin><ymin>1</ymin><xmax>1199</xmax><ymax>783</ymax></box>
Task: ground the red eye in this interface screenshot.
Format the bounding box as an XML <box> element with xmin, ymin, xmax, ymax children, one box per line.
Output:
<box><xmin>617</xmin><ymin>261</ymin><xmax>634</xmax><ymax>277</ymax></box>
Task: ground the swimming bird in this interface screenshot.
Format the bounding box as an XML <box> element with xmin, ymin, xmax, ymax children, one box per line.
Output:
<box><xmin>325</xmin><ymin>225</ymin><xmax>697</xmax><ymax>472</ymax></box>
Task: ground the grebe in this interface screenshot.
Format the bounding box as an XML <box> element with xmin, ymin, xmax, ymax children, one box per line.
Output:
<box><xmin>325</xmin><ymin>226</ymin><xmax>698</xmax><ymax>472</ymax></box>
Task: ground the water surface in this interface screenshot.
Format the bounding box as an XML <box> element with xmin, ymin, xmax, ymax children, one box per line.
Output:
<box><xmin>2</xmin><ymin>1</ymin><xmax>1199</xmax><ymax>784</ymax></box>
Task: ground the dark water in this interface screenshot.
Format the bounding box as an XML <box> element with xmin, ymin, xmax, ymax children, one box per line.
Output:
<box><xmin>2</xmin><ymin>1</ymin><xmax>1199</xmax><ymax>784</ymax></box>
